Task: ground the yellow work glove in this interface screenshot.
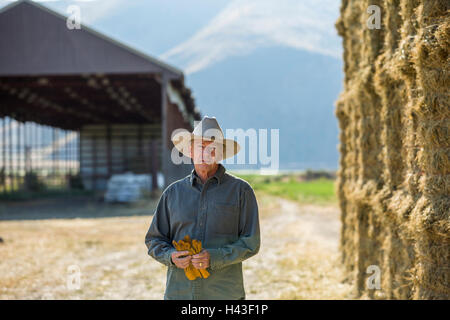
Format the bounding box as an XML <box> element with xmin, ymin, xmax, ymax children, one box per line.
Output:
<box><xmin>172</xmin><ymin>235</ymin><xmax>210</xmax><ymax>280</ymax></box>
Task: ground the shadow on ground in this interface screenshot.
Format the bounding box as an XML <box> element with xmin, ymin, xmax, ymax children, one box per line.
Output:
<box><xmin>0</xmin><ymin>194</ymin><xmax>160</xmax><ymax>221</ymax></box>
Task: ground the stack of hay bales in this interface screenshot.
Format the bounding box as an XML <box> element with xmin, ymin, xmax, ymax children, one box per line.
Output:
<box><xmin>335</xmin><ymin>0</ymin><xmax>449</xmax><ymax>299</ymax></box>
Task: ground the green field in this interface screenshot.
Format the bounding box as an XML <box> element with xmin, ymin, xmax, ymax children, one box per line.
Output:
<box><xmin>233</xmin><ymin>173</ymin><xmax>337</xmax><ymax>205</ymax></box>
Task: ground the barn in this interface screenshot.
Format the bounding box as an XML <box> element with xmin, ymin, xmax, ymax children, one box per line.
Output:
<box><xmin>0</xmin><ymin>0</ymin><xmax>200</xmax><ymax>194</ymax></box>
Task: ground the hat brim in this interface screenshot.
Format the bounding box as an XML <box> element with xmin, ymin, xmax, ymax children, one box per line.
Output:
<box><xmin>171</xmin><ymin>130</ymin><xmax>240</xmax><ymax>162</ymax></box>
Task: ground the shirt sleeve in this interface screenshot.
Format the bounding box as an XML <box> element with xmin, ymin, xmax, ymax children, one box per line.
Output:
<box><xmin>207</xmin><ymin>186</ymin><xmax>261</xmax><ymax>271</ymax></box>
<box><xmin>145</xmin><ymin>190</ymin><xmax>177</xmax><ymax>267</ymax></box>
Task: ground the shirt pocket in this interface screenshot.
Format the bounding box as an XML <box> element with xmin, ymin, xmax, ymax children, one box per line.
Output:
<box><xmin>211</xmin><ymin>202</ymin><xmax>239</xmax><ymax>235</ymax></box>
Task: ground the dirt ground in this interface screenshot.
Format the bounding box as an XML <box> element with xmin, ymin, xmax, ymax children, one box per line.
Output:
<box><xmin>0</xmin><ymin>192</ymin><xmax>355</xmax><ymax>299</ymax></box>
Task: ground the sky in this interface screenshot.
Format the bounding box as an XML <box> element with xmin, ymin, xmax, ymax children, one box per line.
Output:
<box><xmin>0</xmin><ymin>0</ymin><xmax>344</xmax><ymax>170</ymax></box>
<box><xmin>0</xmin><ymin>0</ymin><xmax>342</xmax><ymax>74</ymax></box>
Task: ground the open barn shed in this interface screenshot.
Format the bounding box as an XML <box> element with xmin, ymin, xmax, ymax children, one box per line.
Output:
<box><xmin>0</xmin><ymin>0</ymin><xmax>201</xmax><ymax>194</ymax></box>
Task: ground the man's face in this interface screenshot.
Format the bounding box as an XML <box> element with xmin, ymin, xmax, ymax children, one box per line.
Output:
<box><xmin>190</xmin><ymin>139</ymin><xmax>217</xmax><ymax>168</ymax></box>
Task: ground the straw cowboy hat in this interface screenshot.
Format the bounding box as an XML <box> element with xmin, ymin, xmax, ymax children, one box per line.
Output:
<box><xmin>171</xmin><ymin>116</ymin><xmax>240</xmax><ymax>162</ymax></box>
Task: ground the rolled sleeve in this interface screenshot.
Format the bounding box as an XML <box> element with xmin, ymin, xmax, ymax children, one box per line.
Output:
<box><xmin>145</xmin><ymin>191</ymin><xmax>176</xmax><ymax>267</ymax></box>
<box><xmin>208</xmin><ymin>186</ymin><xmax>261</xmax><ymax>271</ymax></box>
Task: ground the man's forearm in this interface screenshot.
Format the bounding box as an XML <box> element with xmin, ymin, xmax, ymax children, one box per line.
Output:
<box><xmin>145</xmin><ymin>190</ymin><xmax>176</xmax><ymax>267</ymax></box>
<box><xmin>207</xmin><ymin>235</ymin><xmax>260</xmax><ymax>271</ymax></box>
<box><xmin>146</xmin><ymin>237</ymin><xmax>177</xmax><ymax>267</ymax></box>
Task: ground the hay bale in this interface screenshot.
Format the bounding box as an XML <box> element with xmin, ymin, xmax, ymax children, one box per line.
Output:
<box><xmin>335</xmin><ymin>0</ymin><xmax>449</xmax><ymax>299</ymax></box>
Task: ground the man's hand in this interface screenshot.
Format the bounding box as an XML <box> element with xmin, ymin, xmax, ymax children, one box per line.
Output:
<box><xmin>171</xmin><ymin>250</ymin><xmax>191</xmax><ymax>269</ymax></box>
<box><xmin>191</xmin><ymin>249</ymin><xmax>210</xmax><ymax>269</ymax></box>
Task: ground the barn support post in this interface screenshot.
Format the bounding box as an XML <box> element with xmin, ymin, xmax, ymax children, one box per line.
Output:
<box><xmin>137</xmin><ymin>124</ymin><xmax>143</xmax><ymax>160</ymax></box>
<box><xmin>160</xmin><ymin>73</ymin><xmax>169</xmax><ymax>191</ymax></box>
<box><xmin>32</xmin><ymin>123</ymin><xmax>36</xmax><ymax>174</ymax></box>
<box><xmin>1</xmin><ymin>117</ymin><xmax>5</xmax><ymax>194</ymax></box>
<box><xmin>77</xmin><ymin>128</ymin><xmax>81</xmax><ymax>180</ymax></box>
<box><xmin>64</xmin><ymin>129</ymin><xmax>68</xmax><ymax>184</ymax></box>
<box><xmin>122</xmin><ymin>134</ymin><xmax>127</xmax><ymax>172</ymax></box>
<box><xmin>1</xmin><ymin>118</ymin><xmax>4</xmax><ymax>193</ymax></box>
<box><xmin>25</xmin><ymin>122</ymin><xmax>30</xmax><ymax>174</ymax></box>
<box><xmin>9</xmin><ymin>118</ymin><xmax>13</xmax><ymax>192</ymax></box>
<box><xmin>92</xmin><ymin>135</ymin><xmax>97</xmax><ymax>191</ymax></box>
<box><xmin>51</xmin><ymin>127</ymin><xmax>55</xmax><ymax>187</ymax></box>
<box><xmin>150</xmin><ymin>140</ymin><xmax>158</xmax><ymax>192</ymax></box>
<box><xmin>106</xmin><ymin>124</ymin><xmax>112</xmax><ymax>178</ymax></box>
<box><xmin>16</xmin><ymin>121</ymin><xmax>20</xmax><ymax>190</ymax></box>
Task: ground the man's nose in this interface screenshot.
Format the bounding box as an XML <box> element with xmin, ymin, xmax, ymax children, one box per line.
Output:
<box><xmin>203</xmin><ymin>149</ymin><xmax>214</xmax><ymax>157</ymax></box>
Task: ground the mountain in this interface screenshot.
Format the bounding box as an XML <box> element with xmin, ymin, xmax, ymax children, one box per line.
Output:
<box><xmin>185</xmin><ymin>46</ymin><xmax>343</xmax><ymax>171</ymax></box>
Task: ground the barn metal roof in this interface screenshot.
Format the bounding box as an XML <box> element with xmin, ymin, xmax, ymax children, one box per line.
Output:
<box><xmin>0</xmin><ymin>0</ymin><xmax>201</xmax><ymax>130</ymax></box>
<box><xmin>0</xmin><ymin>0</ymin><xmax>183</xmax><ymax>78</ymax></box>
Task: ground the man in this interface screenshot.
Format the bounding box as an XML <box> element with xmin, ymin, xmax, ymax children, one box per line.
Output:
<box><xmin>145</xmin><ymin>116</ymin><xmax>260</xmax><ymax>300</ymax></box>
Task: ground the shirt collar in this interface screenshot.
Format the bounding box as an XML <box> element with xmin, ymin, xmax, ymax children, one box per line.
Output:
<box><xmin>190</xmin><ymin>163</ymin><xmax>226</xmax><ymax>186</ymax></box>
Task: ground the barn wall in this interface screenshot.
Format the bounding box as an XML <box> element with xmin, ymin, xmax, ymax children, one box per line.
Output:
<box><xmin>335</xmin><ymin>0</ymin><xmax>449</xmax><ymax>299</ymax></box>
<box><xmin>79</xmin><ymin>96</ymin><xmax>196</xmax><ymax>192</ymax></box>
<box><xmin>163</xmin><ymin>97</ymin><xmax>194</xmax><ymax>187</ymax></box>
<box><xmin>80</xmin><ymin>123</ymin><xmax>161</xmax><ymax>191</ymax></box>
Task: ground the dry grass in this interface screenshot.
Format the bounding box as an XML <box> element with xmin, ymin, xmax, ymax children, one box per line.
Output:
<box><xmin>245</xmin><ymin>193</ymin><xmax>354</xmax><ymax>299</ymax></box>
<box><xmin>0</xmin><ymin>192</ymin><xmax>354</xmax><ymax>299</ymax></box>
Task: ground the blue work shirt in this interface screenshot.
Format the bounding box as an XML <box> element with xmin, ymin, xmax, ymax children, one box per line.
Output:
<box><xmin>145</xmin><ymin>163</ymin><xmax>260</xmax><ymax>300</ymax></box>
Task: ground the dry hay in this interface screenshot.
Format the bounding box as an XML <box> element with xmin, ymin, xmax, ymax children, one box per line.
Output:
<box><xmin>335</xmin><ymin>0</ymin><xmax>449</xmax><ymax>299</ymax></box>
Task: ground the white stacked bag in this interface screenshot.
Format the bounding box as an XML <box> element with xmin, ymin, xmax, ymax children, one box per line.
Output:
<box><xmin>104</xmin><ymin>172</ymin><xmax>164</xmax><ymax>203</ymax></box>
